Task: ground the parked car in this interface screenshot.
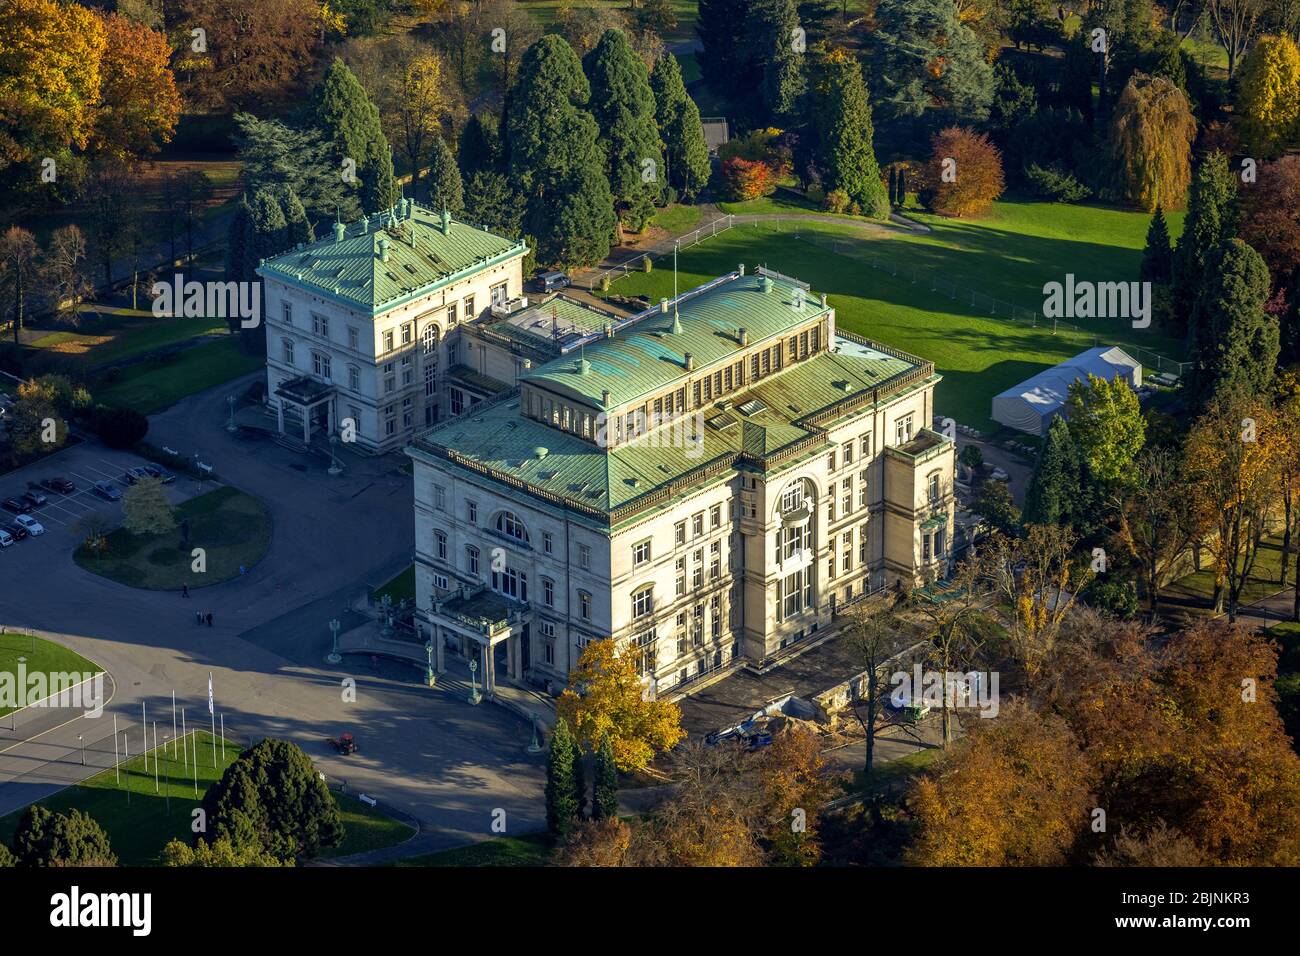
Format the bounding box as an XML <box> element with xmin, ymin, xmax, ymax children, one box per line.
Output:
<box><xmin>0</xmin><ymin>529</ymin><xmax>13</xmax><ymax>548</ymax></box>
<box><xmin>142</xmin><ymin>464</ymin><xmax>176</xmax><ymax>484</ymax></box>
<box><xmin>539</xmin><ymin>270</ymin><xmax>569</xmax><ymax>292</ymax></box>
<box><xmin>39</xmin><ymin>477</ymin><xmax>75</xmax><ymax>494</ymax></box>
<box><xmin>93</xmin><ymin>481</ymin><xmax>122</xmax><ymax>501</ymax></box>
<box><xmin>21</xmin><ymin>489</ymin><xmax>47</xmax><ymax>508</ymax></box>
<box><xmin>14</xmin><ymin>514</ymin><xmax>44</xmax><ymax>536</ymax></box>
<box><xmin>122</xmin><ymin>466</ymin><xmax>154</xmax><ymax>485</ymax></box>
<box><xmin>5</xmin><ymin>522</ymin><xmax>28</xmax><ymax>541</ymax></box>
<box><xmin>2</xmin><ymin>497</ymin><xmax>28</xmax><ymax>514</ymax></box>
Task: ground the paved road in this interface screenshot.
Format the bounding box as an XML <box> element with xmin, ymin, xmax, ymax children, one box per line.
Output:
<box><xmin>0</xmin><ymin>374</ymin><xmax>545</xmax><ymax>854</ymax></box>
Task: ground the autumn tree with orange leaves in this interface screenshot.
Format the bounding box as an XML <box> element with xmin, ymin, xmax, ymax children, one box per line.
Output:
<box><xmin>919</xmin><ymin>127</ymin><xmax>1005</xmax><ymax>218</ymax></box>
<box><xmin>909</xmin><ymin>616</ymin><xmax>1300</xmax><ymax>866</ymax></box>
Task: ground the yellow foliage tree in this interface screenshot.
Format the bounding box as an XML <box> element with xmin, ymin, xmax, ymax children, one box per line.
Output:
<box><xmin>1108</xmin><ymin>72</ymin><xmax>1196</xmax><ymax>211</ymax></box>
<box><xmin>557</xmin><ymin>639</ymin><xmax>685</xmax><ymax>771</ymax></box>
<box><xmin>0</xmin><ymin>0</ymin><xmax>105</xmax><ymax>168</ymax></box>
<box><xmin>1235</xmin><ymin>34</ymin><xmax>1300</xmax><ymax>159</ymax></box>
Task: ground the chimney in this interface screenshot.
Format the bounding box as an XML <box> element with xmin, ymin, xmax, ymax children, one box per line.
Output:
<box><xmin>660</xmin><ymin>298</ymin><xmax>669</xmax><ymax>313</ymax></box>
<box><xmin>738</xmin><ymin>263</ymin><xmax>745</xmax><ymax>276</ymax></box>
<box><xmin>602</xmin><ymin>389</ymin><xmax>612</xmax><ymax>405</ymax></box>
<box><xmin>738</xmin><ymin>327</ymin><xmax>748</xmax><ymax>346</ymax></box>
<box><xmin>820</xmin><ymin>293</ymin><xmax>828</xmax><ymax>307</ymax></box>
<box><xmin>378</xmin><ymin>237</ymin><xmax>390</xmax><ymax>262</ymax></box>
<box><xmin>759</xmin><ymin>276</ymin><xmax>773</xmax><ymax>294</ymax></box>
<box><xmin>684</xmin><ymin>352</ymin><xmax>695</xmax><ymax>371</ymax></box>
<box><xmin>441</xmin><ymin>207</ymin><xmax>451</xmax><ymax>234</ymax></box>
<box><xmin>333</xmin><ymin>222</ymin><xmax>346</xmax><ymax>243</ymax></box>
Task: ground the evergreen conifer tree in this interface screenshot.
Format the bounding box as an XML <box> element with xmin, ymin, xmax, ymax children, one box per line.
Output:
<box><xmin>545</xmin><ymin>718</ymin><xmax>580</xmax><ymax>838</ymax></box>
<box><xmin>1140</xmin><ymin>205</ymin><xmax>1173</xmax><ymax>284</ymax></box>
<box><xmin>592</xmin><ymin>734</ymin><xmax>619</xmax><ymax>820</ymax></box>
<box><xmin>650</xmin><ymin>53</ymin><xmax>711</xmax><ymax>203</ymax></box>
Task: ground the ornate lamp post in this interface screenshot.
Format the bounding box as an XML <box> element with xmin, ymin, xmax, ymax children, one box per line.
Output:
<box><xmin>468</xmin><ymin>656</ymin><xmax>481</xmax><ymax>705</ymax></box>
<box><xmin>526</xmin><ymin>714</ymin><xmax>543</xmax><ymax>754</ymax></box>
<box><xmin>379</xmin><ymin>595</ymin><xmax>394</xmax><ymax>639</ymax></box>
<box><xmin>327</xmin><ymin>618</ymin><xmax>342</xmax><ymax>664</ymax></box>
<box><xmin>424</xmin><ymin>637</ymin><xmax>436</xmax><ymax>687</ymax></box>
<box><xmin>328</xmin><ymin>434</ymin><xmax>343</xmax><ymax>476</ymax></box>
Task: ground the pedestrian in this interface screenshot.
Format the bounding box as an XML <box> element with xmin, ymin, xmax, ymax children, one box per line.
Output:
<box><xmin>207</xmin><ymin>612</ymin><xmax>213</xmax><ymax>627</ymax></box>
<box><xmin>196</xmin><ymin>611</ymin><xmax>202</xmax><ymax>625</ymax></box>
<box><xmin>182</xmin><ymin>584</ymin><xmax>189</xmax><ymax>598</ymax></box>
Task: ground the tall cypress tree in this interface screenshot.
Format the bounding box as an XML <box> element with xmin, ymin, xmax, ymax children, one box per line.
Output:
<box><xmin>746</xmin><ymin>0</ymin><xmax>806</xmax><ymax>124</ymax></box>
<box><xmin>425</xmin><ymin>134</ymin><xmax>465</xmax><ymax>215</ymax></box>
<box><xmin>698</xmin><ymin>0</ymin><xmax>753</xmax><ymax>100</ymax></box>
<box><xmin>545</xmin><ymin>718</ymin><xmax>580</xmax><ymax>838</ymax></box>
<box><xmin>226</xmin><ymin>195</ymin><xmax>253</xmax><ymax>283</ymax></box>
<box><xmin>1174</xmin><ymin>151</ymin><xmax>1239</xmax><ymax>336</ymax></box>
<box><xmin>507</xmin><ymin>35</ymin><xmax>615</xmax><ymax>268</ymax></box>
<box><xmin>1024</xmin><ymin>417</ymin><xmax>1082</xmax><ymax>527</ymax></box>
<box><xmin>650</xmin><ymin>53</ymin><xmax>712</xmax><ymax>203</ymax></box>
<box><xmin>458</xmin><ymin>113</ymin><xmax>501</xmax><ymax>181</ymax></box>
<box><xmin>592</xmin><ymin>735</ymin><xmax>619</xmax><ymax>820</ymax></box>
<box><xmin>1140</xmin><ymin>205</ymin><xmax>1173</xmax><ymax>284</ymax></box>
<box><xmin>314</xmin><ymin>59</ymin><xmax>395</xmax><ymax>213</ymax></box>
<box><xmin>585</xmin><ymin>30</ymin><xmax>664</xmax><ymax>233</ymax></box>
<box><xmin>279</xmin><ymin>187</ymin><xmax>314</xmax><ymax>248</ymax></box>
<box><xmin>248</xmin><ymin>188</ymin><xmax>288</xmax><ymax>262</ymax></box>
<box><xmin>1187</xmin><ymin>238</ymin><xmax>1280</xmax><ymax>409</ymax></box>
<box><xmin>816</xmin><ymin>53</ymin><xmax>889</xmax><ymax>219</ymax></box>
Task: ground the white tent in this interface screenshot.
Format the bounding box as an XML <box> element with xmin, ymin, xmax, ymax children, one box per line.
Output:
<box><xmin>991</xmin><ymin>346</ymin><xmax>1142</xmax><ymax>437</ymax></box>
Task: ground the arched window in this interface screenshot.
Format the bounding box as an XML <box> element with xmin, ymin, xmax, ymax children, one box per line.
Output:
<box><xmin>495</xmin><ymin>511</ymin><xmax>529</xmax><ymax>543</ymax></box>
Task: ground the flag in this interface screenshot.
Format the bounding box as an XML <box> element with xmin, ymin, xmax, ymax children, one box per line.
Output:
<box><xmin>207</xmin><ymin>673</ymin><xmax>214</xmax><ymax>715</ymax></box>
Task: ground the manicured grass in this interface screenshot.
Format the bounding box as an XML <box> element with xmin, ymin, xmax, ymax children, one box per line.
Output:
<box><xmin>1165</xmin><ymin>535</ymin><xmax>1289</xmax><ymax>611</ymax></box>
<box><xmin>27</xmin><ymin>315</ymin><xmax>230</xmax><ymax>371</ymax></box>
<box><xmin>520</xmin><ymin>0</ymin><xmax>699</xmax><ymax>38</ymax></box>
<box><xmin>601</xmin><ymin>199</ymin><xmax>1185</xmax><ymax>431</ymax></box>
<box><xmin>0</xmin><ymin>732</ymin><xmax>412</xmax><ymax>865</ymax></box>
<box><xmin>320</xmin><ymin>792</ymin><xmax>416</xmax><ymax>858</ymax></box>
<box><xmin>0</xmin><ymin>632</ymin><xmax>102</xmax><ymax>718</ymax></box>
<box><xmin>0</xmin><ymin>732</ymin><xmax>240</xmax><ymax>866</ymax></box>
<box><xmin>374</xmin><ymin>565</ymin><xmax>416</xmax><ymax>604</ymax></box>
<box><xmin>849</xmin><ymin>747</ymin><xmax>943</xmax><ymax>799</ymax></box>
<box><xmin>650</xmin><ymin>203</ymin><xmax>704</xmax><ymax>236</ymax></box>
<box><xmin>395</xmin><ymin>831</ymin><xmax>554</xmax><ymax>867</ymax></box>
<box><xmin>73</xmin><ymin>486</ymin><xmax>271</xmax><ymax>591</ymax></box>
<box><xmin>95</xmin><ymin>337</ymin><xmax>263</xmax><ymax>414</ymax></box>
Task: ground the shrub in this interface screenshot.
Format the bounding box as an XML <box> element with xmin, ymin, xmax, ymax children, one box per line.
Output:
<box><xmin>822</xmin><ymin>188</ymin><xmax>850</xmax><ymax>214</ymax></box>
<box><xmin>1081</xmin><ymin>576</ymin><xmax>1140</xmax><ymax>620</ymax></box>
<box><xmin>1025</xmin><ymin>163</ymin><xmax>1092</xmax><ymax>202</ymax></box>
<box><xmin>720</xmin><ymin>157</ymin><xmax>778</xmax><ymax>201</ymax></box>
<box><xmin>90</xmin><ymin>405</ymin><xmax>148</xmax><ymax>449</ymax></box>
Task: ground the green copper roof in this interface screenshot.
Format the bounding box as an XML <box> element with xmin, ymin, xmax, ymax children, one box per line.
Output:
<box><xmin>521</xmin><ymin>272</ymin><xmax>832</xmax><ymax>407</ymax></box>
<box><xmin>412</xmin><ymin>335</ymin><xmax>932</xmax><ymax>523</ymax></box>
<box><xmin>257</xmin><ymin>200</ymin><xmax>525</xmax><ymax>315</ymax></box>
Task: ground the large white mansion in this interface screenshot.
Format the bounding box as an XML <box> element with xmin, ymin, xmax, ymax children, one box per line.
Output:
<box><xmin>259</xmin><ymin>201</ymin><xmax>954</xmax><ymax>700</ymax></box>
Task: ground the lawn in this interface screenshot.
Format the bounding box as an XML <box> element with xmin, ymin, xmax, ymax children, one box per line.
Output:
<box><xmin>0</xmin><ymin>632</ymin><xmax>102</xmax><ymax>718</ymax></box>
<box><xmin>73</xmin><ymin>486</ymin><xmax>272</xmax><ymax>591</ymax></box>
<box><xmin>0</xmin><ymin>732</ymin><xmax>413</xmax><ymax>865</ymax></box>
<box><xmin>1265</xmin><ymin>621</ymin><xmax>1300</xmax><ymax>675</ymax></box>
<box><xmin>1164</xmin><ymin>534</ymin><xmax>1290</xmax><ymax>612</ymax></box>
<box><xmin>847</xmin><ymin>747</ymin><xmax>943</xmax><ymax>799</ymax></box>
<box><xmin>0</xmin><ymin>731</ymin><xmax>239</xmax><ymax>865</ymax></box>
<box><xmin>95</xmin><ymin>337</ymin><xmax>263</xmax><ymax>414</ymax></box>
<box><xmin>395</xmin><ymin>831</ymin><xmax>554</xmax><ymax>867</ymax></box>
<box><xmin>374</xmin><ymin>565</ymin><xmax>415</xmax><ymax>604</ymax></box>
<box><xmin>320</xmin><ymin>792</ymin><xmax>417</xmax><ymax>858</ymax></box>
<box><xmin>27</xmin><ymin>314</ymin><xmax>231</xmax><ymax>372</ymax></box>
<box><xmin>601</xmin><ymin>199</ymin><xmax>1185</xmax><ymax>431</ymax></box>
<box><xmin>649</xmin><ymin>203</ymin><xmax>704</xmax><ymax>236</ymax></box>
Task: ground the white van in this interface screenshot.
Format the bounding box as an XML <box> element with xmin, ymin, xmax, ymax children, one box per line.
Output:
<box><xmin>540</xmin><ymin>271</ymin><xmax>569</xmax><ymax>292</ymax></box>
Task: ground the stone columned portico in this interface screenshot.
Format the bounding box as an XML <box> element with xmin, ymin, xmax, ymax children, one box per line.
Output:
<box><xmin>426</xmin><ymin>586</ymin><xmax>529</xmax><ymax>700</ymax></box>
<box><xmin>274</xmin><ymin>375</ymin><xmax>336</xmax><ymax>445</ymax></box>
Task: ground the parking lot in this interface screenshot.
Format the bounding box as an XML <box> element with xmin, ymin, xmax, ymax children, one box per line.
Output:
<box><xmin>0</xmin><ymin>442</ymin><xmax>206</xmax><ymax>544</ymax></box>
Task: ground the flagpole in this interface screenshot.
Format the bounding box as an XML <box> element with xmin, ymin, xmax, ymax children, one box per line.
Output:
<box><xmin>219</xmin><ymin>714</ymin><xmax>225</xmax><ymax>760</ymax></box>
<box><xmin>209</xmin><ymin>672</ymin><xmax>216</xmax><ymax>767</ymax></box>
<box><xmin>123</xmin><ymin>735</ymin><xmax>130</xmax><ymax>805</ymax></box>
<box><xmin>113</xmin><ymin>714</ymin><xmax>119</xmax><ymax>785</ymax></box>
<box><xmin>172</xmin><ymin>691</ymin><xmax>177</xmax><ymax>759</ymax></box>
<box><xmin>153</xmin><ymin>722</ymin><xmax>159</xmax><ymax>793</ymax></box>
<box><xmin>181</xmin><ymin>708</ymin><xmax>187</xmax><ymax>771</ymax></box>
<box><xmin>142</xmin><ymin>700</ymin><xmax>147</xmax><ymax>772</ymax></box>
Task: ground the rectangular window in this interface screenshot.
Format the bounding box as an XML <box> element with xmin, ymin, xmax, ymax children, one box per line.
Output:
<box><xmin>433</xmin><ymin>485</ymin><xmax>445</xmax><ymax>511</ymax></box>
<box><xmin>579</xmin><ymin>591</ymin><xmax>592</xmax><ymax>620</ymax></box>
<box><xmin>435</xmin><ymin>530</ymin><xmax>447</xmax><ymax>560</ymax></box>
<box><xmin>544</xmin><ymin>578</ymin><xmax>555</xmax><ymax>607</ymax></box>
<box><xmin>895</xmin><ymin>414</ymin><xmax>915</xmax><ymax>446</ymax></box>
<box><xmin>579</xmin><ymin>544</ymin><xmax>591</xmax><ymax>570</ymax></box>
<box><xmin>543</xmin><ymin>531</ymin><xmax>553</xmax><ymax>555</ymax></box>
<box><xmin>348</xmin><ymin>326</ymin><xmax>359</xmax><ymax>350</ymax></box>
<box><xmin>464</xmin><ymin>295</ymin><xmax>475</xmax><ymax>316</ymax></box>
<box><xmin>384</xmin><ymin>330</ymin><xmax>394</xmax><ymax>353</ymax></box>
<box><xmin>401</xmin><ymin>323</ymin><xmax>412</xmax><ymax>345</ymax></box>
<box><xmin>710</xmin><ymin>504</ymin><xmax>721</xmax><ymax>529</ymax></box>
<box><xmin>348</xmin><ymin>366</ymin><xmax>360</xmax><ymax>391</ymax></box>
<box><xmin>467</xmin><ymin>546</ymin><xmax>479</xmax><ymax>575</ymax></box>
<box><xmin>692</xmin><ymin>513</ymin><xmax>703</xmax><ymax>537</ymax></box>
<box><xmin>434</xmin><ymin>573</ymin><xmax>448</xmax><ymax>589</ymax></box>
<box><xmin>675</xmin><ymin>522</ymin><xmax>686</xmax><ymax>546</ymax></box>
<box><xmin>676</xmin><ymin>558</ymin><xmax>686</xmax><ymax>596</ymax></box>
<box><xmin>282</xmin><ymin>339</ymin><xmax>295</xmax><ymax>366</ymax></box>
<box><xmin>282</xmin><ymin>302</ymin><xmax>293</xmax><ymax>326</ymax></box>
<box><xmin>467</xmin><ymin>501</ymin><xmax>477</xmax><ymax>524</ymax></box>
<box><xmin>633</xmin><ymin>540</ymin><xmax>651</xmax><ymax>566</ymax></box>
